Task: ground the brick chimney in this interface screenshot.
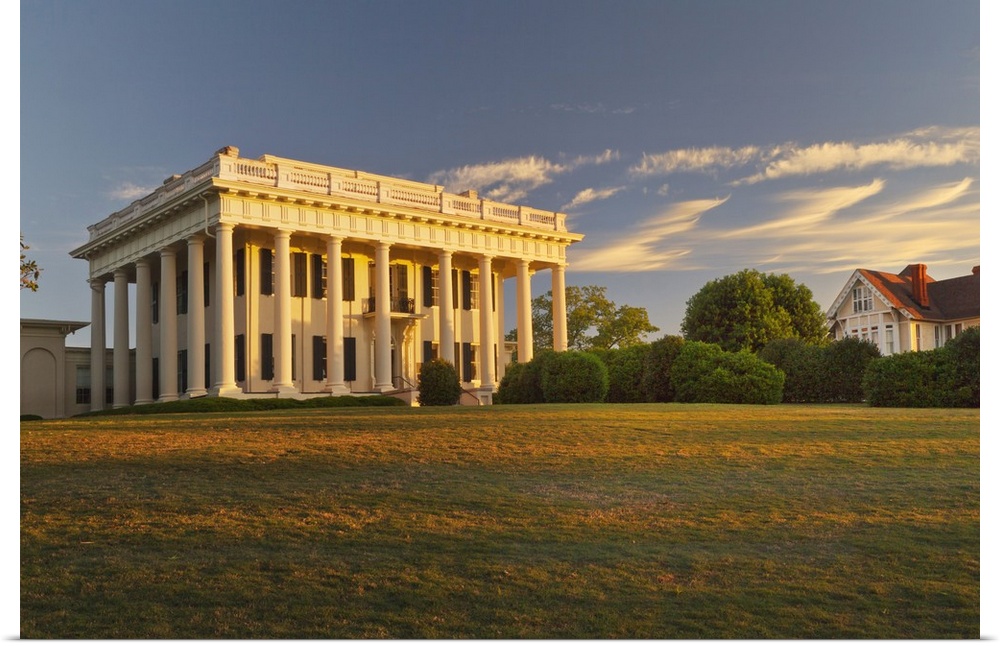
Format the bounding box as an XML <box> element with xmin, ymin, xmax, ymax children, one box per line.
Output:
<box><xmin>910</xmin><ymin>263</ymin><xmax>929</xmax><ymax>308</ymax></box>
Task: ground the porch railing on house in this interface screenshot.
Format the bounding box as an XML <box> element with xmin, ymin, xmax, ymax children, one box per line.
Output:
<box><xmin>363</xmin><ymin>297</ymin><xmax>416</xmax><ymax>314</ymax></box>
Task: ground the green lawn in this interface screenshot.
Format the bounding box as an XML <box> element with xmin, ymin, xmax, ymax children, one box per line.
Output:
<box><xmin>20</xmin><ymin>403</ymin><xmax>979</xmax><ymax>638</ymax></box>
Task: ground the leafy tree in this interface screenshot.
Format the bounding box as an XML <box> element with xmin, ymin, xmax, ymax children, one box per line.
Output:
<box><xmin>681</xmin><ymin>269</ymin><xmax>827</xmax><ymax>352</ymax></box>
<box><xmin>20</xmin><ymin>235</ymin><xmax>41</xmax><ymax>292</ymax></box>
<box><xmin>527</xmin><ymin>285</ymin><xmax>659</xmax><ymax>352</ymax></box>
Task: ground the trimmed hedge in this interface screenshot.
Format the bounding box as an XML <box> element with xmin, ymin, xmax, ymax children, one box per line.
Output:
<box><xmin>639</xmin><ymin>335</ymin><xmax>685</xmax><ymax>403</ymax></box>
<box><xmin>863</xmin><ymin>327</ymin><xmax>979</xmax><ymax>408</ymax></box>
<box><xmin>417</xmin><ymin>358</ymin><xmax>463</xmax><ymax>406</ymax></box>
<box><xmin>597</xmin><ymin>345</ymin><xmax>652</xmax><ymax>404</ymax></box>
<box><xmin>672</xmin><ymin>342</ymin><xmax>784</xmax><ymax>405</ymax></box>
<box><xmin>76</xmin><ymin>395</ymin><xmax>408</xmax><ymax>416</ymax></box>
<box><xmin>541</xmin><ymin>351</ymin><xmax>610</xmax><ymax>403</ymax></box>
<box><xmin>759</xmin><ymin>336</ymin><xmax>879</xmax><ymax>403</ymax></box>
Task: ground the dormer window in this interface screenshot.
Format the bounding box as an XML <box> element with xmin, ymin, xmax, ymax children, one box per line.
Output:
<box><xmin>852</xmin><ymin>285</ymin><xmax>873</xmax><ymax>313</ymax></box>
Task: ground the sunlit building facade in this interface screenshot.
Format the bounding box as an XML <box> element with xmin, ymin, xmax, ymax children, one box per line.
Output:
<box><xmin>71</xmin><ymin>146</ymin><xmax>582</xmax><ymax>409</ymax></box>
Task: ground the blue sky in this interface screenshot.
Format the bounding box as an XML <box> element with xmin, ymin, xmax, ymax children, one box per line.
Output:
<box><xmin>19</xmin><ymin>0</ymin><xmax>981</xmax><ymax>343</ymax></box>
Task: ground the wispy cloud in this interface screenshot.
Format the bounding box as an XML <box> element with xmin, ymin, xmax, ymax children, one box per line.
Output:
<box><xmin>736</xmin><ymin>126</ymin><xmax>979</xmax><ymax>185</ymax></box>
<box><xmin>721</xmin><ymin>178</ymin><xmax>886</xmax><ymax>238</ymax></box>
<box><xmin>108</xmin><ymin>182</ymin><xmax>157</xmax><ymax>201</ymax></box>
<box><xmin>571</xmin><ymin>197</ymin><xmax>728</xmax><ymax>272</ymax></box>
<box><xmin>428</xmin><ymin>149</ymin><xmax>619</xmax><ymax>203</ymax></box>
<box><xmin>629</xmin><ymin>146</ymin><xmax>761</xmax><ymax>177</ymax></box>
<box><xmin>563</xmin><ymin>186</ymin><xmax>626</xmax><ymax>210</ymax></box>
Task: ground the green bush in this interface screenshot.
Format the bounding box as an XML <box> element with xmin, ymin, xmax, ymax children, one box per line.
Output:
<box><xmin>541</xmin><ymin>351</ymin><xmax>609</xmax><ymax>403</ymax></box>
<box><xmin>640</xmin><ymin>335</ymin><xmax>685</xmax><ymax>402</ymax></box>
<box><xmin>417</xmin><ymin>359</ymin><xmax>462</xmax><ymax>406</ymax></box>
<box><xmin>673</xmin><ymin>342</ymin><xmax>784</xmax><ymax>405</ymax></box>
<box><xmin>759</xmin><ymin>338</ymin><xmax>825</xmax><ymax>403</ymax></box>
<box><xmin>599</xmin><ymin>345</ymin><xmax>652</xmax><ymax>403</ymax></box>
<box><xmin>77</xmin><ymin>395</ymin><xmax>408</xmax><ymax>416</ymax></box>
<box><xmin>496</xmin><ymin>351</ymin><xmax>555</xmax><ymax>404</ymax></box>
<box><xmin>940</xmin><ymin>327</ymin><xmax>979</xmax><ymax>407</ymax></box>
<box><xmin>821</xmin><ymin>337</ymin><xmax>881</xmax><ymax>403</ymax></box>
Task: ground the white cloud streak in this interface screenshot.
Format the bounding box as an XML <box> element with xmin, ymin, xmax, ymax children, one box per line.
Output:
<box><xmin>563</xmin><ymin>186</ymin><xmax>626</xmax><ymax>210</ymax></box>
<box><xmin>629</xmin><ymin>146</ymin><xmax>761</xmax><ymax>177</ymax></box>
<box><xmin>428</xmin><ymin>149</ymin><xmax>619</xmax><ymax>203</ymax></box>
<box><xmin>108</xmin><ymin>182</ymin><xmax>157</xmax><ymax>201</ymax></box>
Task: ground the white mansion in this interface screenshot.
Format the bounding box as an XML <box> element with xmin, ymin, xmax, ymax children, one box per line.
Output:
<box><xmin>69</xmin><ymin>146</ymin><xmax>583</xmax><ymax>410</ymax></box>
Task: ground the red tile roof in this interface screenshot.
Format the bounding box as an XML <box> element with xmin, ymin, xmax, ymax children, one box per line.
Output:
<box><xmin>858</xmin><ymin>266</ymin><xmax>979</xmax><ymax>321</ymax></box>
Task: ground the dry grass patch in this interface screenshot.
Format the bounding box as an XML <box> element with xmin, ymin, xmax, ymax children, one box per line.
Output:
<box><xmin>21</xmin><ymin>404</ymin><xmax>978</xmax><ymax>638</ymax></box>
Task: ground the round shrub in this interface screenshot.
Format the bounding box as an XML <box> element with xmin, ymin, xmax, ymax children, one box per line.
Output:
<box><xmin>640</xmin><ymin>335</ymin><xmax>685</xmax><ymax>402</ymax></box>
<box><xmin>417</xmin><ymin>358</ymin><xmax>462</xmax><ymax>406</ymax></box>
<box><xmin>673</xmin><ymin>342</ymin><xmax>784</xmax><ymax>404</ymax></box>
<box><xmin>540</xmin><ymin>351</ymin><xmax>609</xmax><ymax>403</ymax></box>
<box><xmin>821</xmin><ymin>337</ymin><xmax>881</xmax><ymax>403</ymax></box>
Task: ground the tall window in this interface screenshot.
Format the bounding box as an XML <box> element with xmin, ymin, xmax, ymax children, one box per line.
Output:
<box><xmin>177</xmin><ymin>271</ymin><xmax>188</xmax><ymax>314</ymax></box>
<box><xmin>852</xmin><ymin>285</ymin><xmax>873</xmax><ymax>313</ymax></box>
<box><xmin>344</xmin><ymin>337</ymin><xmax>357</xmax><ymax>382</ymax></box>
<box><xmin>152</xmin><ymin>282</ymin><xmax>159</xmax><ymax>324</ymax></box>
<box><xmin>313</xmin><ymin>336</ymin><xmax>326</xmax><ymax>381</ymax></box>
<box><xmin>260</xmin><ymin>249</ymin><xmax>274</xmax><ymax>295</ymax></box>
<box><xmin>470</xmin><ymin>271</ymin><xmax>480</xmax><ymax>309</ymax></box>
<box><xmin>203</xmin><ymin>262</ymin><xmax>210</xmax><ymax>307</ymax></box>
<box><xmin>235</xmin><ymin>334</ymin><xmax>246</xmax><ymax>382</ymax></box>
<box><xmin>75</xmin><ymin>366</ymin><xmax>91</xmax><ymax>404</ymax></box>
<box><xmin>292</xmin><ymin>252</ymin><xmax>307</xmax><ymax>297</ymax></box>
<box><xmin>885</xmin><ymin>324</ymin><xmax>894</xmax><ymax>354</ymax></box>
<box><xmin>177</xmin><ymin>349</ymin><xmax>188</xmax><ymax>393</ymax></box>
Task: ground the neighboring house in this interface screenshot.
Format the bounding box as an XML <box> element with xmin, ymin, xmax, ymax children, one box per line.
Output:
<box><xmin>20</xmin><ymin>319</ymin><xmax>109</xmax><ymax>419</ymax></box>
<box><xmin>68</xmin><ymin>146</ymin><xmax>583</xmax><ymax>412</ymax></box>
<box><xmin>827</xmin><ymin>264</ymin><xmax>980</xmax><ymax>355</ymax></box>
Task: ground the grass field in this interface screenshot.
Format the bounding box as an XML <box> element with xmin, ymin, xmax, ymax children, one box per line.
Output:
<box><xmin>20</xmin><ymin>403</ymin><xmax>979</xmax><ymax>638</ymax></box>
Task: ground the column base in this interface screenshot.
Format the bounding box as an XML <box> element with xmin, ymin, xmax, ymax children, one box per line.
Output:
<box><xmin>270</xmin><ymin>384</ymin><xmax>299</xmax><ymax>397</ymax></box>
<box><xmin>324</xmin><ymin>383</ymin><xmax>352</xmax><ymax>395</ymax></box>
<box><xmin>185</xmin><ymin>389</ymin><xmax>208</xmax><ymax>399</ymax></box>
<box><xmin>210</xmin><ymin>385</ymin><xmax>244</xmax><ymax>398</ymax></box>
<box><xmin>476</xmin><ymin>386</ymin><xmax>495</xmax><ymax>406</ymax></box>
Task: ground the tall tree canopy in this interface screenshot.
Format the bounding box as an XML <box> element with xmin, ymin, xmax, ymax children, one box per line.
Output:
<box><xmin>521</xmin><ymin>285</ymin><xmax>659</xmax><ymax>352</ymax></box>
<box><xmin>681</xmin><ymin>269</ymin><xmax>828</xmax><ymax>352</ymax></box>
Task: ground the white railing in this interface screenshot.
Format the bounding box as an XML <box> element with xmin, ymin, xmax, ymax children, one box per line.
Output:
<box><xmin>89</xmin><ymin>150</ymin><xmax>569</xmax><ymax>241</ymax></box>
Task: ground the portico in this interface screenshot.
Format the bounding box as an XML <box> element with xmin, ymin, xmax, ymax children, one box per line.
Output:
<box><xmin>71</xmin><ymin>146</ymin><xmax>582</xmax><ymax>408</ymax></box>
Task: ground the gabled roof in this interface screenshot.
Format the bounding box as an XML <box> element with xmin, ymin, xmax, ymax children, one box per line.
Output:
<box><xmin>840</xmin><ymin>266</ymin><xmax>979</xmax><ymax>322</ymax></box>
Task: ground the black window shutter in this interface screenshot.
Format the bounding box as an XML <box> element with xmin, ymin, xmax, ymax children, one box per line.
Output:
<box><xmin>423</xmin><ymin>340</ymin><xmax>434</xmax><ymax>363</ymax></box>
<box><xmin>235</xmin><ymin>248</ymin><xmax>245</xmax><ymax>296</ymax></box>
<box><xmin>451</xmin><ymin>268</ymin><xmax>459</xmax><ymax>309</ymax></box>
<box><xmin>344</xmin><ymin>336</ymin><xmax>357</xmax><ymax>382</ymax></box>
<box><xmin>422</xmin><ymin>266</ymin><xmax>433</xmax><ymax>307</ymax></box>
<box><xmin>260</xmin><ymin>249</ymin><xmax>273</xmax><ymax>295</ymax></box>
<box><xmin>261</xmin><ymin>333</ymin><xmax>274</xmax><ymax>380</ymax></box>
<box><xmin>342</xmin><ymin>257</ymin><xmax>355</xmax><ymax>301</ymax></box>
<box><xmin>205</xmin><ymin>343</ymin><xmax>211</xmax><ymax>386</ymax></box>
<box><xmin>312</xmin><ymin>254</ymin><xmax>325</xmax><ymax>299</ymax></box>
<box><xmin>313</xmin><ymin>336</ymin><xmax>326</xmax><ymax>381</ymax></box>
<box><xmin>204</xmin><ymin>262</ymin><xmax>210</xmax><ymax>307</ymax></box>
<box><xmin>462</xmin><ymin>342</ymin><xmax>473</xmax><ymax>382</ymax></box>
<box><xmin>292</xmin><ymin>253</ymin><xmax>307</xmax><ymax>297</ymax></box>
<box><xmin>462</xmin><ymin>271</ymin><xmax>472</xmax><ymax>310</ymax></box>
<box><xmin>235</xmin><ymin>334</ymin><xmax>246</xmax><ymax>382</ymax></box>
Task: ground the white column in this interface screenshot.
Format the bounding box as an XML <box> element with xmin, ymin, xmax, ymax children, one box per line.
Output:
<box><xmin>159</xmin><ymin>248</ymin><xmax>179</xmax><ymax>402</ymax></box>
<box><xmin>112</xmin><ymin>269</ymin><xmax>130</xmax><ymax>408</ymax></box>
<box><xmin>272</xmin><ymin>229</ymin><xmax>295</xmax><ymax>393</ymax></box>
<box><xmin>325</xmin><ymin>235</ymin><xmax>349</xmax><ymax>394</ymax></box>
<box><xmin>374</xmin><ymin>241</ymin><xmax>393</xmax><ymax>391</ymax></box>
<box><xmin>478</xmin><ymin>254</ymin><xmax>496</xmax><ymax>395</ymax></box>
<box><xmin>89</xmin><ymin>277</ymin><xmax>106</xmax><ymax>412</ymax></box>
<box><xmin>552</xmin><ymin>263</ymin><xmax>568</xmax><ymax>352</ymax></box>
<box><xmin>438</xmin><ymin>249</ymin><xmax>455</xmax><ymax>364</ymax></box>
<box><xmin>516</xmin><ymin>259</ymin><xmax>534</xmax><ymax>363</ymax></box>
<box><xmin>212</xmin><ymin>222</ymin><xmax>239</xmax><ymax>396</ymax></box>
<box><xmin>186</xmin><ymin>235</ymin><xmax>207</xmax><ymax>397</ymax></box>
<box><xmin>134</xmin><ymin>258</ymin><xmax>154</xmax><ymax>405</ymax></box>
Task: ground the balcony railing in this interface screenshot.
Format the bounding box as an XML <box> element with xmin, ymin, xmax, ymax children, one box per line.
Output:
<box><xmin>363</xmin><ymin>297</ymin><xmax>416</xmax><ymax>315</ymax></box>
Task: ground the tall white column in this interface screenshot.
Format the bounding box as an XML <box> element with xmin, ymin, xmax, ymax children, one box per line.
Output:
<box><xmin>212</xmin><ymin>222</ymin><xmax>239</xmax><ymax>396</ymax></box>
<box><xmin>89</xmin><ymin>278</ymin><xmax>106</xmax><ymax>412</ymax></box>
<box><xmin>186</xmin><ymin>235</ymin><xmax>207</xmax><ymax>397</ymax></box>
<box><xmin>134</xmin><ymin>258</ymin><xmax>154</xmax><ymax>405</ymax></box>
<box><xmin>478</xmin><ymin>254</ymin><xmax>496</xmax><ymax>394</ymax></box>
<box><xmin>516</xmin><ymin>259</ymin><xmax>534</xmax><ymax>363</ymax></box>
<box><xmin>272</xmin><ymin>229</ymin><xmax>295</xmax><ymax>393</ymax></box>
<box><xmin>159</xmin><ymin>248</ymin><xmax>179</xmax><ymax>402</ymax></box>
<box><xmin>552</xmin><ymin>263</ymin><xmax>568</xmax><ymax>352</ymax></box>
<box><xmin>112</xmin><ymin>269</ymin><xmax>130</xmax><ymax>408</ymax></box>
<box><xmin>325</xmin><ymin>235</ymin><xmax>349</xmax><ymax>394</ymax></box>
<box><xmin>438</xmin><ymin>249</ymin><xmax>455</xmax><ymax>364</ymax></box>
<box><xmin>374</xmin><ymin>241</ymin><xmax>393</xmax><ymax>392</ymax></box>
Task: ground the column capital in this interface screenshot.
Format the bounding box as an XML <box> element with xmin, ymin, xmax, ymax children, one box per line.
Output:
<box><xmin>215</xmin><ymin>221</ymin><xmax>235</xmax><ymax>234</ymax></box>
<box><xmin>159</xmin><ymin>246</ymin><xmax>177</xmax><ymax>258</ymax></box>
<box><xmin>89</xmin><ymin>277</ymin><xmax>106</xmax><ymax>290</ymax></box>
<box><xmin>187</xmin><ymin>232</ymin><xmax>207</xmax><ymax>243</ymax></box>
